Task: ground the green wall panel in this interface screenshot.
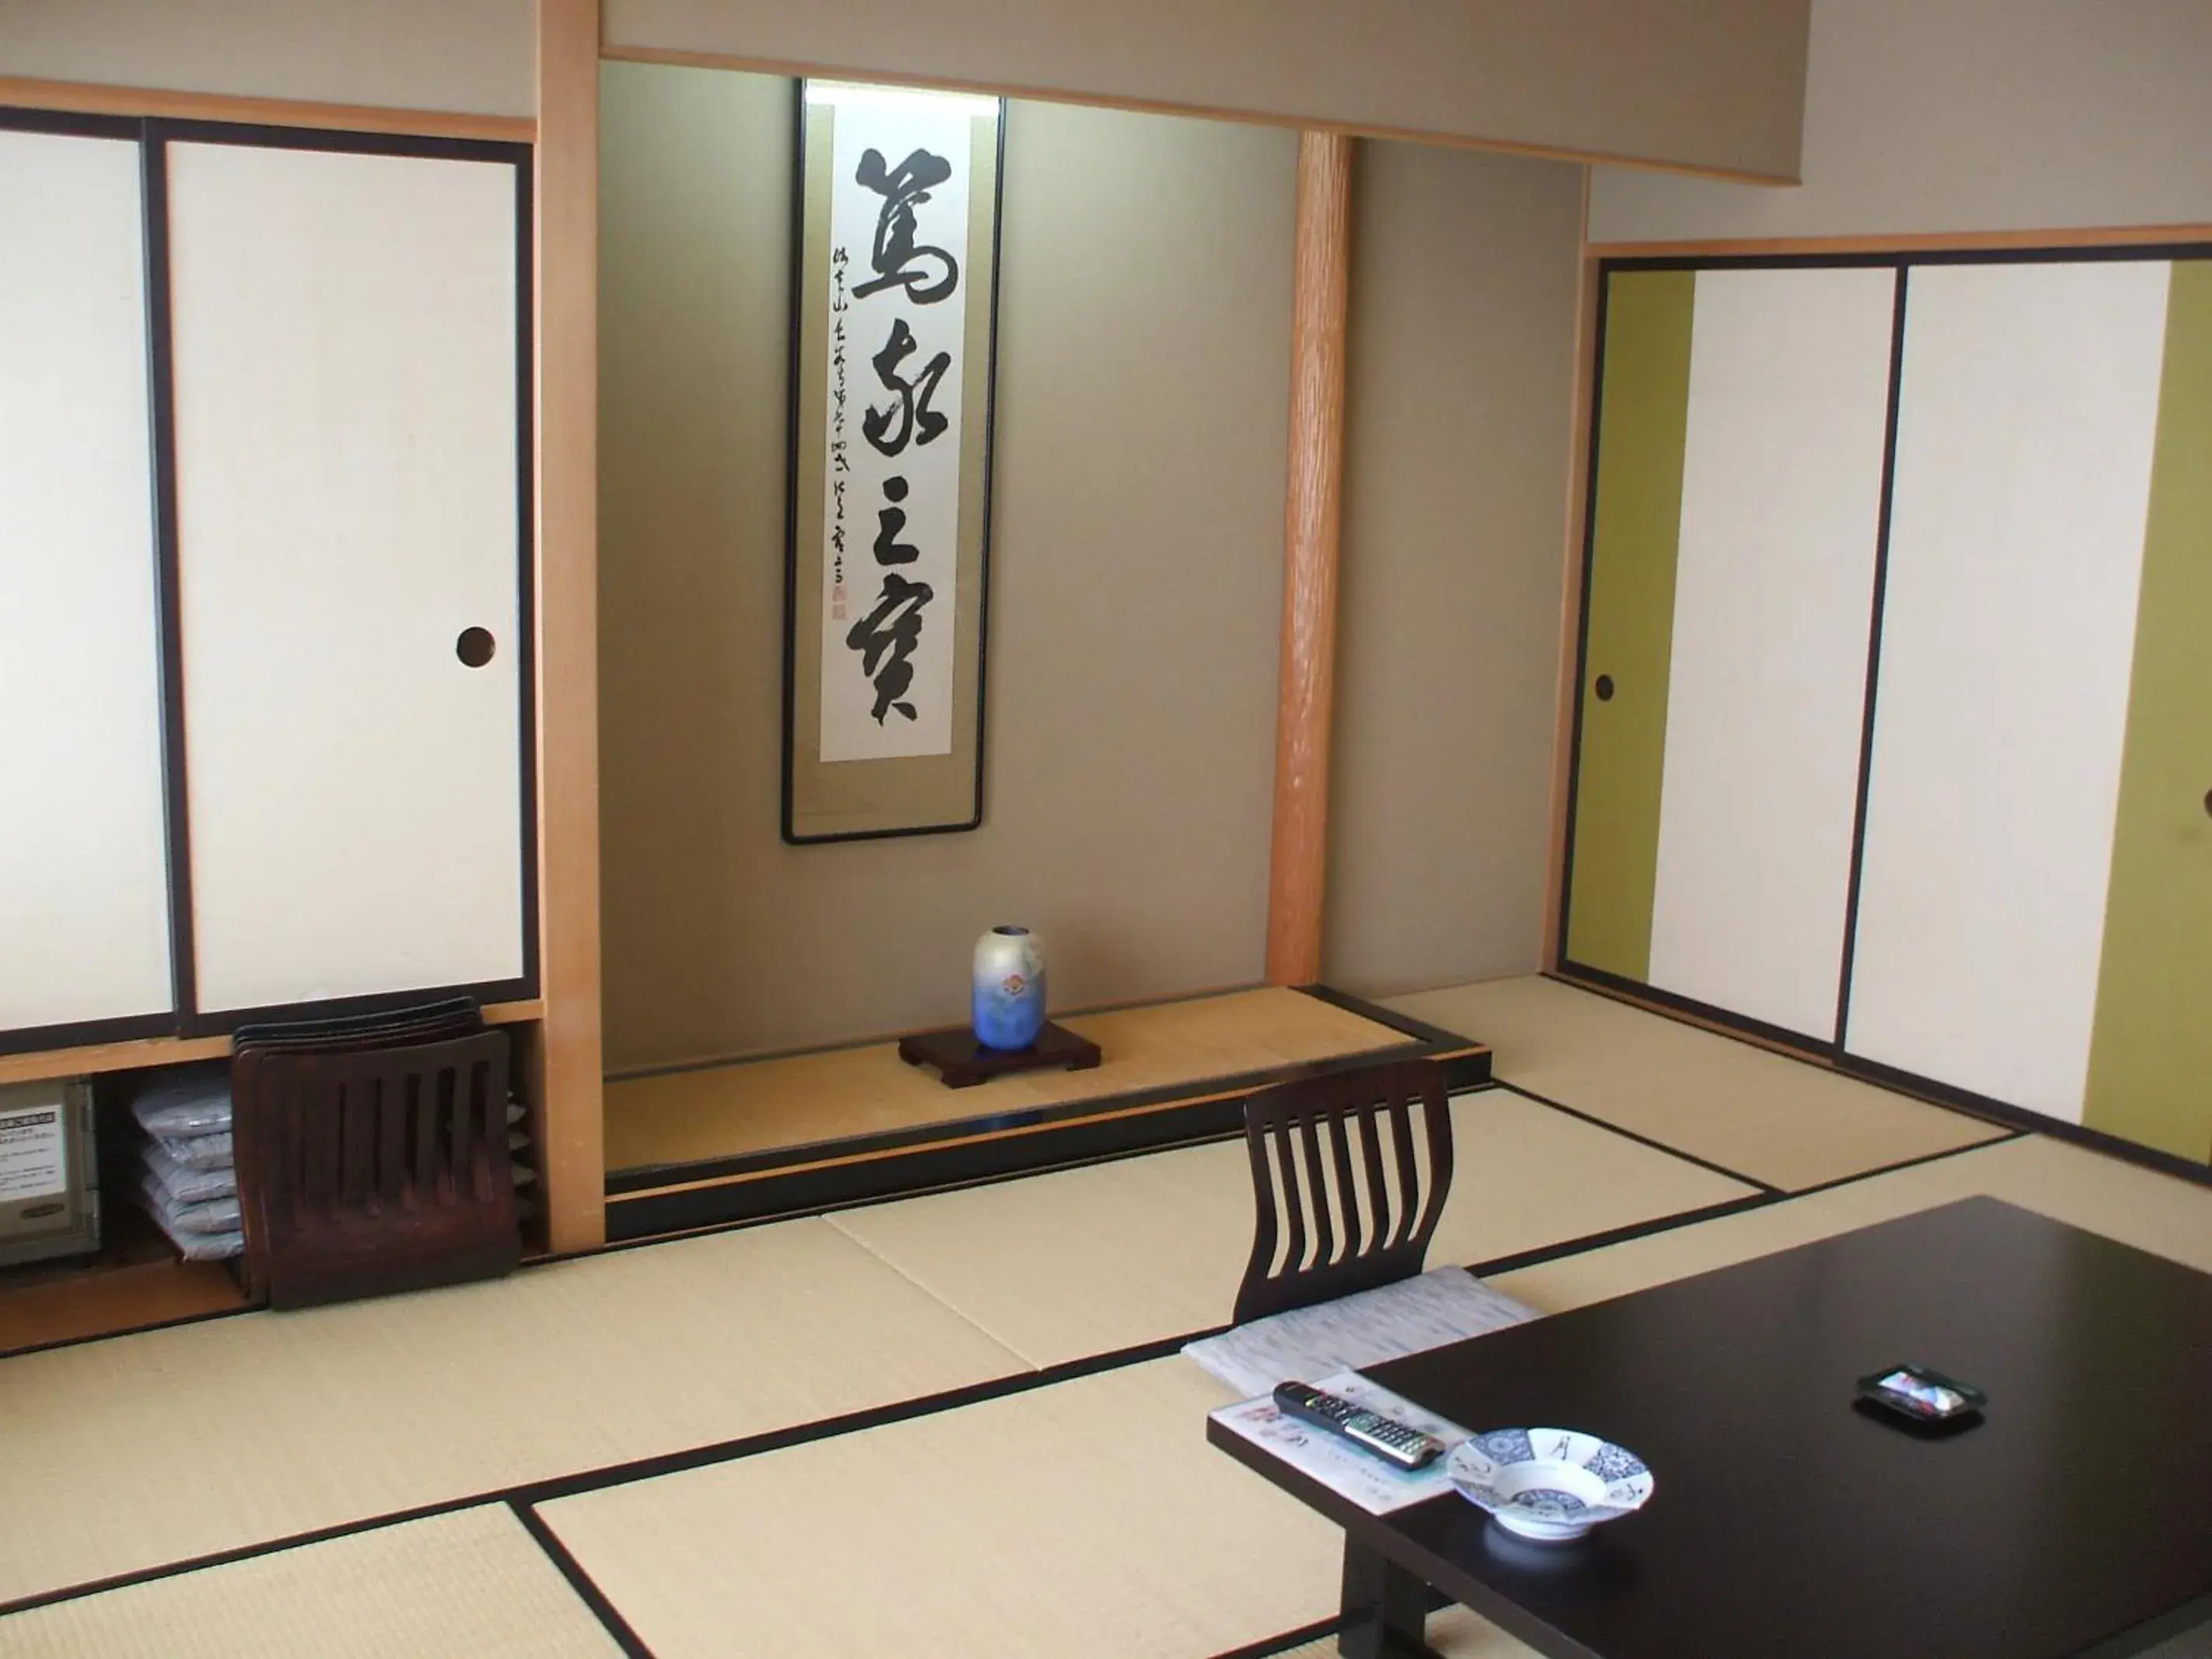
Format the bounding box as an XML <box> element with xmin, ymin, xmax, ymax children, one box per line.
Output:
<box><xmin>1564</xmin><ymin>270</ymin><xmax>1694</xmax><ymax>981</ymax></box>
<box><xmin>2083</xmin><ymin>261</ymin><xmax>2212</xmax><ymax>1164</ymax></box>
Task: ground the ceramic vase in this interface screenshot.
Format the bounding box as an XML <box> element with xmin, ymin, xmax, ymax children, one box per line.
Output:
<box><xmin>972</xmin><ymin>925</ymin><xmax>1047</xmax><ymax>1051</ymax></box>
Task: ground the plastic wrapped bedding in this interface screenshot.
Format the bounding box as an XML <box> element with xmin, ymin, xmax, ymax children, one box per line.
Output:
<box><xmin>129</xmin><ymin>1169</ymin><xmax>244</xmax><ymax>1261</ymax></box>
<box><xmin>150</xmin><ymin>1129</ymin><xmax>233</xmax><ymax>1171</ymax></box>
<box><xmin>140</xmin><ymin>1136</ymin><xmax>238</xmax><ymax>1205</ymax></box>
<box><xmin>137</xmin><ymin>1160</ymin><xmax>241</xmax><ymax>1235</ymax></box>
<box><xmin>145</xmin><ymin>1216</ymin><xmax>243</xmax><ymax>1262</ymax></box>
<box><xmin>128</xmin><ymin>1062</ymin><xmax>232</xmax><ymax>1139</ymax></box>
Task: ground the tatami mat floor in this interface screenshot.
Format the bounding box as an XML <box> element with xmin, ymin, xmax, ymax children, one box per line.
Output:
<box><xmin>0</xmin><ymin>1219</ymin><xmax>1024</xmax><ymax>1605</ymax></box>
<box><xmin>540</xmin><ymin>1358</ymin><xmax>1340</xmax><ymax>1659</ymax></box>
<box><xmin>3</xmin><ymin>974</ymin><xmax>2207</xmax><ymax>1657</ymax></box>
<box><xmin>0</xmin><ymin>1508</ymin><xmax>621</xmax><ymax>1659</ymax></box>
<box><xmin>825</xmin><ymin>1087</ymin><xmax>1755</xmax><ymax>1368</ymax></box>
<box><xmin>1386</xmin><ymin>975</ymin><xmax>2010</xmax><ymax>1191</ymax></box>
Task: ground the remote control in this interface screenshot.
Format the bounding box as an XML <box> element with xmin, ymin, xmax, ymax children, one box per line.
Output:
<box><xmin>1272</xmin><ymin>1382</ymin><xmax>1445</xmax><ymax>1471</ymax></box>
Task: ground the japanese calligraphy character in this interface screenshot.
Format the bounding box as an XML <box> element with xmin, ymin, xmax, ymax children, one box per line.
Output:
<box><xmin>864</xmin><ymin>318</ymin><xmax>951</xmax><ymax>457</ymax></box>
<box><xmin>844</xmin><ymin>571</ymin><xmax>933</xmax><ymax>724</ymax></box>
<box><xmin>872</xmin><ymin>476</ymin><xmax>920</xmax><ymax>565</ymax></box>
<box><xmin>853</xmin><ymin>147</ymin><xmax>960</xmax><ymax>304</ymax></box>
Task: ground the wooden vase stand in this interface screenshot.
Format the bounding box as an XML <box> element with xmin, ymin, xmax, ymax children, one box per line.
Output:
<box><xmin>896</xmin><ymin>1021</ymin><xmax>1104</xmax><ymax>1089</ymax></box>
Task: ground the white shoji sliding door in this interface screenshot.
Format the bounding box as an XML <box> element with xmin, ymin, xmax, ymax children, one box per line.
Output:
<box><xmin>1844</xmin><ymin>259</ymin><xmax>2171</xmax><ymax>1118</ymax></box>
<box><xmin>166</xmin><ymin>138</ymin><xmax>528</xmax><ymax>1016</ymax></box>
<box><xmin>0</xmin><ymin>127</ymin><xmax>176</xmax><ymax>1038</ymax></box>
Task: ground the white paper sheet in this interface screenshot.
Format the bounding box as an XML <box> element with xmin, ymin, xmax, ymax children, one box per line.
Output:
<box><xmin>1182</xmin><ymin>1266</ymin><xmax>1536</xmax><ymax>1400</ymax></box>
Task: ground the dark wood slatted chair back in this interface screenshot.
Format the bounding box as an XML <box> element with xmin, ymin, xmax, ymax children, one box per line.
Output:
<box><xmin>1233</xmin><ymin>1059</ymin><xmax>1454</xmax><ymax>1325</ymax></box>
<box><xmin>233</xmin><ymin>1029</ymin><xmax>519</xmax><ymax>1309</ymax></box>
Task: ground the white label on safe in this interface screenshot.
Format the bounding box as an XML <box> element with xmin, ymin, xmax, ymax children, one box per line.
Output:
<box><xmin>0</xmin><ymin>1108</ymin><xmax>67</xmax><ymax>1202</ymax></box>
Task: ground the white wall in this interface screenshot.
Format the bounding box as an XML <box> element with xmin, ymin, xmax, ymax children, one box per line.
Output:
<box><xmin>0</xmin><ymin>0</ymin><xmax>535</xmax><ymax>116</ymax></box>
<box><xmin>1590</xmin><ymin>0</ymin><xmax>2212</xmax><ymax>242</ymax></box>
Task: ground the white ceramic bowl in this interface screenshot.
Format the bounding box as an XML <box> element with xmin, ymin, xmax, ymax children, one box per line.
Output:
<box><xmin>1445</xmin><ymin>1428</ymin><xmax>1654</xmax><ymax>1542</ymax></box>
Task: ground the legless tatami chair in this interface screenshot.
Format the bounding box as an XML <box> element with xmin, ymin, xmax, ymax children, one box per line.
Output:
<box><xmin>1234</xmin><ymin>1059</ymin><xmax>1456</xmax><ymax>1324</ymax></box>
<box><xmin>231</xmin><ymin>1002</ymin><xmax>519</xmax><ymax>1309</ymax></box>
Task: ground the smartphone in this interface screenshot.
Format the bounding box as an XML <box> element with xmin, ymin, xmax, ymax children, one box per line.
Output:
<box><xmin>1856</xmin><ymin>1363</ymin><xmax>1987</xmax><ymax>1424</ymax></box>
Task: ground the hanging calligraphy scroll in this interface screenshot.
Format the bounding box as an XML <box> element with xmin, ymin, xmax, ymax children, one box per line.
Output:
<box><xmin>784</xmin><ymin>82</ymin><xmax>1005</xmax><ymax>843</ymax></box>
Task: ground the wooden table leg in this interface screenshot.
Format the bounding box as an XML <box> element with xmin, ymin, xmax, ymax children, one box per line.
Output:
<box><xmin>1337</xmin><ymin>1537</ymin><xmax>1438</xmax><ymax>1659</ymax></box>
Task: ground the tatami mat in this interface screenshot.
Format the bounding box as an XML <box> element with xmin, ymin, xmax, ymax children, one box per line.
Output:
<box><xmin>0</xmin><ymin>1507</ymin><xmax>617</xmax><ymax>1659</ymax></box>
<box><xmin>1492</xmin><ymin>1131</ymin><xmax>2212</xmax><ymax>1316</ymax></box>
<box><xmin>541</xmin><ymin>1356</ymin><xmax>1341</xmax><ymax>1659</ymax></box>
<box><xmin>0</xmin><ymin>1218</ymin><xmax>1022</xmax><ymax>1607</ymax></box>
<box><xmin>605</xmin><ymin>987</ymin><xmax>1414</xmax><ymax>1174</ymax></box>
<box><xmin>1386</xmin><ymin>976</ymin><xmax>2009</xmax><ymax>1191</ymax></box>
<box><xmin>826</xmin><ymin>1090</ymin><xmax>1756</xmax><ymax>1366</ymax></box>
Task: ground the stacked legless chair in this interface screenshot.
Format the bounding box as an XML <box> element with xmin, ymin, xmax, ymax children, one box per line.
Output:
<box><xmin>231</xmin><ymin>999</ymin><xmax>520</xmax><ymax>1309</ymax></box>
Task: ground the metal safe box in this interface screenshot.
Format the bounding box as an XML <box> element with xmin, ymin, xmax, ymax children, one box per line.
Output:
<box><xmin>0</xmin><ymin>1077</ymin><xmax>101</xmax><ymax>1267</ymax></box>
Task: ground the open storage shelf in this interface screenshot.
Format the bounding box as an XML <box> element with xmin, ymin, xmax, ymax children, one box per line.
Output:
<box><xmin>0</xmin><ymin>1006</ymin><xmax>551</xmax><ymax>1355</ymax></box>
<box><xmin>0</xmin><ymin>1203</ymin><xmax>248</xmax><ymax>1357</ymax></box>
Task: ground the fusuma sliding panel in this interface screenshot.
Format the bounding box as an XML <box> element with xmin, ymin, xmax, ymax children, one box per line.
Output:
<box><xmin>1846</xmin><ymin>261</ymin><xmax>2172</xmax><ymax>1120</ymax></box>
<box><xmin>2080</xmin><ymin>262</ymin><xmax>2212</xmax><ymax>1163</ymax></box>
<box><xmin>0</xmin><ymin>127</ymin><xmax>175</xmax><ymax>1039</ymax></box>
<box><xmin>1645</xmin><ymin>267</ymin><xmax>1895</xmax><ymax>1039</ymax></box>
<box><xmin>167</xmin><ymin>140</ymin><xmax>527</xmax><ymax>1016</ymax></box>
<box><xmin>1563</xmin><ymin>270</ymin><xmax>1692</xmax><ymax>982</ymax></box>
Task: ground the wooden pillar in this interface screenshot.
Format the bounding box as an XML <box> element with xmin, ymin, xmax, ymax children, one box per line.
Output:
<box><xmin>534</xmin><ymin>0</ymin><xmax>607</xmax><ymax>1250</ymax></box>
<box><xmin>1265</xmin><ymin>131</ymin><xmax>1354</xmax><ymax>986</ymax></box>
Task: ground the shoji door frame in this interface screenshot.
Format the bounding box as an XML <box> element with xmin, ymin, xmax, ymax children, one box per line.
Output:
<box><xmin>1544</xmin><ymin>224</ymin><xmax>2212</xmax><ymax>1188</ymax></box>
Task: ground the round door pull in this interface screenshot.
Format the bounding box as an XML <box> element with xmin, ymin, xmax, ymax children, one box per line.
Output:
<box><xmin>2203</xmin><ymin>787</ymin><xmax>2212</xmax><ymax>821</ymax></box>
<box><xmin>456</xmin><ymin>627</ymin><xmax>496</xmax><ymax>668</ymax></box>
<box><xmin>1594</xmin><ymin>673</ymin><xmax>1616</xmax><ymax>702</ymax></box>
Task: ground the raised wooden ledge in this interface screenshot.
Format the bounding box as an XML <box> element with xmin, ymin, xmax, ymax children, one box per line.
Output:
<box><xmin>0</xmin><ymin>75</ymin><xmax>536</xmax><ymax>142</ymax></box>
<box><xmin>600</xmin><ymin>985</ymin><xmax>1492</xmax><ymax>1240</ymax></box>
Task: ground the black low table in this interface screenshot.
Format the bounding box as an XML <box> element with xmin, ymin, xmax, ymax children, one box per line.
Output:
<box><xmin>1209</xmin><ymin>1198</ymin><xmax>2212</xmax><ymax>1659</ymax></box>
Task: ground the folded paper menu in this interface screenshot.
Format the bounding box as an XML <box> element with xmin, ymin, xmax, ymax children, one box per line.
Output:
<box><xmin>1210</xmin><ymin>1370</ymin><xmax>1473</xmax><ymax>1514</ymax></box>
<box><xmin>1183</xmin><ymin>1266</ymin><xmax>1536</xmax><ymax>1400</ymax></box>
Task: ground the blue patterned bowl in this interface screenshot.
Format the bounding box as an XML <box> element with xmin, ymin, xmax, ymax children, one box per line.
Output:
<box><xmin>1445</xmin><ymin>1428</ymin><xmax>1654</xmax><ymax>1542</ymax></box>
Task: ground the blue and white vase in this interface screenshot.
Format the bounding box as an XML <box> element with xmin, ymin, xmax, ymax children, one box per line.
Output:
<box><xmin>972</xmin><ymin>926</ymin><xmax>1047</xmax><ymax>1051</ymax></box>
